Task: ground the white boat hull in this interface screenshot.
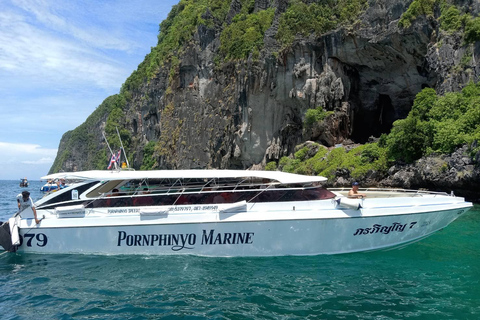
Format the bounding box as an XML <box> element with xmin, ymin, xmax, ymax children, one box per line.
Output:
<box><xmin>15</xmin><ymin>199</ymin><xmax>471</xmax><ymax>256</ymax></box>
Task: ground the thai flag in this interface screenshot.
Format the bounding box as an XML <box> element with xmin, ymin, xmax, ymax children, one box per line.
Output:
<box><xmin>107</xmin><ymin>151</ymin><xmax>118</xmax><ymax>169</ymax></box>
<box><xmin>107</xmin><ymin>150</ymin><xmax>122</xmax><ymax>169</ymax></box>
<box><xmin>107</xmin><ymin>153</ymin><xmax>116</xmax><ymax>170</ymax></box>
<box><xmin>116</xmin><ymin>149</ymin><xmax>122</xmax><ymax>165</ymax></box>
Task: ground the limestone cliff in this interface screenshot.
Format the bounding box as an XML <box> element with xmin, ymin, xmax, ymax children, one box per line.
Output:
<box><xmin>50</xmin><ymin>0</ymin><xmax>479</xmax><ymax>194</ymax></box>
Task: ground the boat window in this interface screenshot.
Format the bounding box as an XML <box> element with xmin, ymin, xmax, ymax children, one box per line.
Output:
<box><xmin>86</xmin><ymin>180</ymin><xmax>124</xmax><ymax>198</ymax></box>
<box><xmin>38</xmin><ymin>181</ymin><xmax>99</xmax><ymax>207</ymax></box>
<box><xmin>83</xmin><ymin>185</ymin><xmax>335</xmax><ymax>209</ymax></box>
<box><xmin>56</xmin><ymin>177</ymin><xmax>335</xmax><ymax>209</ymax></box>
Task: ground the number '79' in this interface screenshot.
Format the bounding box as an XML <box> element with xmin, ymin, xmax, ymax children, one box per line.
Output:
<box><xmin>19</xmin><ymin>233</ymin><xmax>48</xmax><ymax>247</ymax></box>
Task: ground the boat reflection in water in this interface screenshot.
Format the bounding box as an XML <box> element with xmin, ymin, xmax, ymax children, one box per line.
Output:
<box><xmin>0</xmin><ymin>170</ymin><xmax>473</xmax><ymax>256</ymax></box>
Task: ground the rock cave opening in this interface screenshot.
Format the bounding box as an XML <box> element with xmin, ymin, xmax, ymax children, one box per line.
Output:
<box><xmin>352</xmin><ymin>94</ymin><xmax>396</xmax><ymax>143</ymax></box>
<box><xmin>133</xmin><ymin>119</ymin><xmax>138</xmax><ymax>134</ymax></box>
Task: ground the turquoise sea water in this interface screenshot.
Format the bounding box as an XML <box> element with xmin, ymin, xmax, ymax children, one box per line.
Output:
<box><xmin>0</xmin><ymin>180</ymin><xmax>479</xmax><ymax>319</ymax></box>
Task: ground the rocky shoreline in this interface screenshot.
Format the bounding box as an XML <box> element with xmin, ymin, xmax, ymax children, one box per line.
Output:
<box><xmin>326</xmin><ymin>144</ymin><xmax>480</xmax><ymax>203</ymax></box>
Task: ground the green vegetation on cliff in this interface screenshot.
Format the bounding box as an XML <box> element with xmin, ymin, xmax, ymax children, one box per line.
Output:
<box><xmin>440</xmin><ymin>3</ymin><xmax>480</xmax><ymax>43</ymax></box>
<box><xmin>277</xmin><ymin>0</ymin><xmax>367</xmax><ymax>47</ymax></box>
<box><xmin>277</xmin><ymin>142</ymin><xmax>388</xmax><ymax>181</ymax></box>
<box><xmin>400</xmin><ymin>0</ymin><xmax>480</xmax><ymax>43</ymax></box>
<box><xmin>398</xmin><ymin>0</ymin><xmax>437</xmax><ymax>28</ymax></box>
<box><xmin>440</xmin><ymin>5</ymin><xmax>463</xmax><ymax>31</ymax></box>
<box><xmin>304</xmin><ymin>106</ymin><xmax>334</xmax><ymax>127</ymax></box>
<box><xmin>465</xmin><ymin>16</ymin><xmax>480</xmax><ymax>43</ymax></box>
<box><xmin>220</xmin><ymin>8</ymin><xmax>275</xmax><ymax>60</ymax></box>
<box><xmin>140</xmin><ymin>141</ymin><xmax>157</xmax><ymax>170</ymax></box>
<box><xmin>386</xmin><ymin>82</ymin><xmax>480</xmax><ymax>162</ymax></box>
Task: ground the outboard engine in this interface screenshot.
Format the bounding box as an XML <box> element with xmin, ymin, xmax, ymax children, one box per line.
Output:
<box><xmin>0</xmin><ymin>221</ymin><xmax>17</xmax><ymax>252</ymax></box>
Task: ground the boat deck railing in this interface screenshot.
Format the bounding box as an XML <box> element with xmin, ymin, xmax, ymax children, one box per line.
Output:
<box><xmin>329</xmin><ymin>187</ymin><xmax>451</xmax><ymax>198</ymax></box>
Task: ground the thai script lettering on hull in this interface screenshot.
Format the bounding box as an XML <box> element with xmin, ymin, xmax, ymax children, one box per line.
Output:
<box><xmin>353</xmin><ymin>222</ymin><xmax>417</xmax><ymax>236</ymax></box>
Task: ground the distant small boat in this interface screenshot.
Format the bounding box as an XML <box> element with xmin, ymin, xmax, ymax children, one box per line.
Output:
<box><xmin>19</xmin><ymin>178</ymin><xmax>29</xmax><ymax>188</ymax></box>
<box><xmin>40</xmin><ymin>179</ymin><xmax>68</xmax><ymax>193</ymax></box>
<box><xmin>40</xmin><ymin>181</ymin><xmax>58</xmax><ymax>193</ymax></box>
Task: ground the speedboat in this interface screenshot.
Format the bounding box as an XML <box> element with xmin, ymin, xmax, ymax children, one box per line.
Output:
<box><xmin>0</xmin><ymin>170</ymin><xmax>473</xmax><ymax>256</ymax></box>
<box><xmin>19</xmin><ymin>178</ymin><xmax>29</xmax><ymax>188</ymax></box>
<box><xmin>40</xmin><ymin>179</ymin><xmax>68</xmax><ymax>193</ymax></box>
<box><xmin>40</xmin><ymin>181</ymin><xmax>58</xmax><ymax>193</ymax></box>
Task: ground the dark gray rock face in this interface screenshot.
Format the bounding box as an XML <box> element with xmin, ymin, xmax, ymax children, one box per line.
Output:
<box><xmin>130</xmin><ymin>0</ymin><xmax>440</xmax><ymax>169</ymax></box>
<box><xmin>53</xmin><ymin>0</ymin><xmax>479</xmax><ymax>197</ymax></box>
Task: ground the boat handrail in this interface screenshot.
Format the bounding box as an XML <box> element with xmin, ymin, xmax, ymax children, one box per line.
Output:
<box><xmin>329</xmin><ymin>187</ymin><xmax>450</xmax><ymax>196</ymax></box>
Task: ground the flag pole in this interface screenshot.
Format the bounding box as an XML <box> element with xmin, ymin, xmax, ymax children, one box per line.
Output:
<box><xmin>103</xmin><ymin>131</ymin><xmax>118</xmax><ymax>170</ymax></box>
<box><xmin>116</xmin><ymin>126</ymin><xmax>130</xmax><ymax>169</ymax></box>
<box><xmin>102</xmin><ymin>131</ymin><xmax>115</xmax><ymax>158</ymax></box>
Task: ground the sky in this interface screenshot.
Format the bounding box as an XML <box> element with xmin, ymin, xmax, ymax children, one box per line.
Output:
<box><xmin>0</xmin><ymin>0</ymin><xmax>179</xmax><ymax>180</ymax></box>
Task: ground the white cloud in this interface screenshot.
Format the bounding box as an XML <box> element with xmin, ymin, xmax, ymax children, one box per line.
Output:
<box><xmin>13</xmin><ymin>0</ymin><xmax>142</xmax><ymax>52</ymax></box>
<box><xmin>0</xmin><ymin>9</ymin><xmax>127</xmax><ymax>90</ymax></box>
<box><xmin>0</xmin><ymin>142</ymin><xmax>57</xmax><ymax>163</ymax></box>
<box><xmin>22</xmin><ymin>157</ymin><xmax>55</xmax><ymax>165</ymax></box>
<box><xmin>1</xmin><ymin>0</ymin><xmax>177</xmax><ymax>88</ymax></box>
<box><xmin>0</xmin><ymin>142</ymin><xmax>58</xmax><ymax>179</ymax></box>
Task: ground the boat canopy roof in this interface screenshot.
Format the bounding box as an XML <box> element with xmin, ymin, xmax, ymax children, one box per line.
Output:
<box><xmin>41</xmin><ymin>170</ymin><xmax>327</xmax><ymax>184</ymax></box>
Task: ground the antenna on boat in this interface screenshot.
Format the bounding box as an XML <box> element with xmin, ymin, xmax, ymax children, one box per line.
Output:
<box><xmin>116</xmin><ymin>126</ymin><xmax>130</xmax><ymax>169</ymax></box>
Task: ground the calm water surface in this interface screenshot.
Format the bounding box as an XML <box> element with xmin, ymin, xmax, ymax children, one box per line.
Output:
<box><xmin>0</xmin><ymin>180</ymin><xmax>479</xmax><ymax>319</ymax></box>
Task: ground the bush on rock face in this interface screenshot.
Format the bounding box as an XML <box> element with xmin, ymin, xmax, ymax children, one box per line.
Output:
<box><xmin>276</xmin><ymin>0</ymin><xmax>367</xmax><ymax>47</ymax></box>
<box><xmin>220</xmin><ymin>8</ymin><xmax>275</xmax><ymax>60</ymax></box>
<box><xmin>385</xmin><ymin>83</ymin><xmax>480</xmax><ymax>163</ymax></box>
<box><xmin>465</xmin><ymin>17</ymin><xmax>480</xmax><ymax>43</ymax></box>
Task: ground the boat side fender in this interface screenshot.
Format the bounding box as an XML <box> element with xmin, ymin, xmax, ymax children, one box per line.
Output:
<box><xmin>8</xmin><ymin>217</ymin><xmax>20</xmax><ymax>246</ymax></box>
<box><xmin>334</xmin><ymin>198</ymin><xmax>363</xmax><ymax>210</ymax></box>
<box><xmin>140</xmin><ymin>208</ymin><xmax>169</xmax><ymax>216</ymax></box>
<box><xmin>220</xmin><ymin>201</ymin><xmax>247</xmax><ymax>214</ymax></box>
<box><xmin>55</xmin><ymin>204</ymin><xmax>86</xmax><ymax>218</ymax></box>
